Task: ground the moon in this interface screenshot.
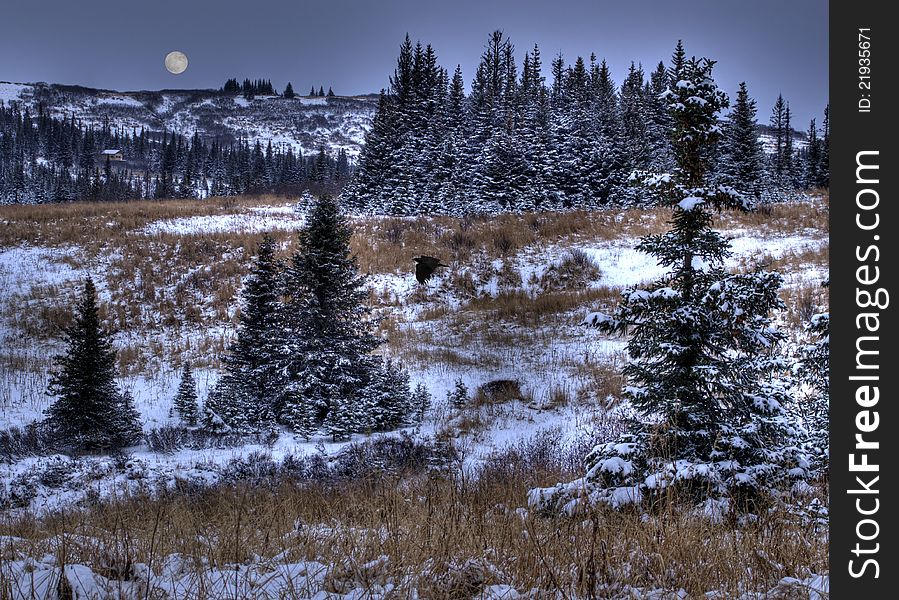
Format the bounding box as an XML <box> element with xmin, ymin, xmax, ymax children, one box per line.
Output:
<box><xmin>164</xmin><ymin>51</ymin><xmax>188</xmax><ymax>75</ymax></box>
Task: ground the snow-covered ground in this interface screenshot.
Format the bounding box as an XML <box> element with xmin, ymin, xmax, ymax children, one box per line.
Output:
<box><xmin>0</xmin><ymin>547</ymin><xmax>829</xmax><ymax>600</ymax></box>
<box><xmin>140</xmin><ymin>211</ymin><xmax>307</xmax><ymax>236</ymax></box>
<box><xmin>0</xmin><ymin>200</ymin><xmax>828</xmax><ymax>516</ymax></box>
<box><xmin>0</xmin><ymin>82</ymin><xmax>31</xmax><ymax>104</ymax></box>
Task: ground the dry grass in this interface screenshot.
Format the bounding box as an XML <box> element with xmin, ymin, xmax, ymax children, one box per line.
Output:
<box><xmin>456</xmin><ymin>287</ymin><xmax>619</xmax><ymax>328</ymax></box>
<box><xmin>0</xmin><ymin>195</ymin><xmax>295</xmax><ymax>248</ymax></box>
<box><xmin>0</xmin><ymin>467</ymin><xmax>827</xmax><ymax>598</ymax></box>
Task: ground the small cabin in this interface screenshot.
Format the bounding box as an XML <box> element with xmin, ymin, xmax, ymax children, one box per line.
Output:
<box><xmin>100</xmin><ymin>149</ymin><xmax>124</xmax><ymax>162</ymax></box>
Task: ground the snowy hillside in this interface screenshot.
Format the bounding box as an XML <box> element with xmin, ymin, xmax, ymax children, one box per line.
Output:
<box><xmin>1</xmin><ymin>81</ymin><xmax>377</xmax><ymax>159</ymax></box>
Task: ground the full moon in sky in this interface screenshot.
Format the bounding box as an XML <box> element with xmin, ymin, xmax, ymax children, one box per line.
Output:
<box><xmin>164</xmin><ymin>51</ymin><xmax>188</xmax><ymax>74</ymax></box>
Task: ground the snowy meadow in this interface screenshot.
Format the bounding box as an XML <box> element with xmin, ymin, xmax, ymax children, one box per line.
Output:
<box><xmin>0</xmin><ymin>194</ymin><xmax>828</xmax><ymax>597</ymax></box>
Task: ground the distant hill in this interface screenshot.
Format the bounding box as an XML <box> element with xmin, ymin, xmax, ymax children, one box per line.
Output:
<box><xmin>0</xmin><ymin>81</ymin><xmax>378</xmax><ymax>159</ymax></box>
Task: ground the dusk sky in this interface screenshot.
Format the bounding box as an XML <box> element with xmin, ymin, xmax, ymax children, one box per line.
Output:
<box><xmin>1</xmin><ymin>0</ymin><xmax>828</xmax><ymax>124</ymax></box>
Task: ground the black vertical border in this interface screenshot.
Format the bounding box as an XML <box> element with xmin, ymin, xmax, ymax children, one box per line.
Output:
<box><xmin>830</xmin><ymin>0</ymin><xmax>897</xmax><ymax>595</ymax></box>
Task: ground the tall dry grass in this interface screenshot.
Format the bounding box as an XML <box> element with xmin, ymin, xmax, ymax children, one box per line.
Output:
<box><xmin>0</xmin><ymin>461</ymin><xmax>827</xmax><ymax>598</ymax></box>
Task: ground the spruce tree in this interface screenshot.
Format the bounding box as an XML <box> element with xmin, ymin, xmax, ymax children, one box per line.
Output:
<box><xmin>804</xmin><ymin>118</ymin><xmax>822</xmax><ymax>189</ymax></box>
<box><xmin>795</xmin><ymin>281</ymin><xmax>829</xmax><ymax>476</ymax></box>
<box><xmin>646</xmin><ymin>61</ymin><xmax>674</xmax><ymax>172</ymax></box>
<box><xmin>620</xmin><ymin>62</ymin><xmax>650</xmax><ymax>171</ymax></box>
<box><xmin>412</xmin><ymin>383</ymin><xmax>432</xmax><ymax>423</ymax></box>
<box><xmin>366</xmin><ymin>359</ymin><xmax>413</xmax><ymax>431</ymax></box>
<box><xmin>783</xmin><ymin>102</ymin><xmax>795</xmax><ymax>185</ymax></box>
<box><xmin>532</xmin><ymin>56</ymin><xmax>808</xmax><ymax>514</ymax></box>
<box><xmin>210</xmin><ymin>235</ymin><xmax>284</xmax><ymax>432</ymax></box>
<box><xmin>818</xmin><ymin>105</ymin><xmax>829</xmax><ymax>187</ymax></box>
<box><xmin>173</xmin><ymin>362</ymin><xmax>200</xmax><ymax>426</ymax></box>
<box><xmin>669</xmin><ymin>40</ymin><xmax>686</xmax><ymax>87</ymax></box>
<box><xmin>44</xmin><ymin>278</ymin><xmax>140</xmax><ymax>451</ymax></box>
<box><xmin>719</xmin><ymin>82</ymin><xmax>765</xmax><ymax>199</ymax></box>
<box><xmin>280</xmin><ymin>194</ymin><xmax>386</xmax><ymax>439</ymax></box>
<box><xmin>283</xmin><ymin>82</ymin><xmax>296</xmax><ymax>99</ymax></box>
<box><xmin>447</xmin><ymin>378</ymin><xmax>469</xmax><ymax>410</ymax></box>
<box><xmin>769</xmin><ymin>95</ymin><xmax>793</xmax><ymax>187</ymax></box>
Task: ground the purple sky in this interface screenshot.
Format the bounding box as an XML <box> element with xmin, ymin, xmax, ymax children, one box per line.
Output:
<box><xmin>1</xmin><ymin>0</ymin><xmax>828</xmax><ymax>124</ymax></box>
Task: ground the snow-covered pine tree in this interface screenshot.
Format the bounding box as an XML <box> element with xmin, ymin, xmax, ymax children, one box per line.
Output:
<box><xmin>44</xmin><ymin>278</ymin><xmax>141</xmax><ymax>451</ymax></box>
<box><xmin>365</xmin><ymin>359</ymin><xmax>413</xmax><ymax>431</ymax></box>
<box><xmin>803</xmin><ymin>118</ymin><xmax>822</xmax><ymax>189</ymax></box>
<box><xmin>589</xmin><ymin>58</ymin><xmax>627</xmax><ymax>205</ymax></box>
<box><xmin>447</xmin><ymin>378</ymin><xmax>469</xmax><ymax>410</ymax></box>
<box><xmin>209</xmin><ymin>235</ymin><xmax>283</xmax><ymax>432</ymax></box>
<box><xmin>114</xmin><ymin>390</ymin><xmax>143</xmax><ymax>448</ymax></box>
<box><xmin>645</xmin><ymin>61</ymin><xmax>674</xmax><ymax>173</ymax></box>
<box><xmin>412</xmin><ymin>382</ymin><xmax>432</xmax><ymax>423</ymax></box>
<box><xmin>818</xmin><ymin>105</ymin><xmax>829</xmax><ymax>188</ymax></box>
<box><xmin>718</xmin><ymin>82</ymin><xmax>765</xmax><ymax>199</ymax></box>
<box><xmin>323</xmin><ymin>391</ymin><xmax>362</xmax><ymax>441</ymax></box>
<box><xmin>795</xmin><ymin>281</ymin><xmax>829</xmax><ymax>476</ymax></box>
<box><xmin>531</xmin><ymin>55</ymin><xmax>808</xmax><ymax>515</ymax></box>
<box><xmin>173</xmin><ymin>361</ymin><xmax>199</xmax><ymax>426</ymax></box>
<box><xmin>202</xmin><ymin>374</ymin><xmax>243</xmax><ymax>434</ymax></box>
<box><xmin>769</xmin><ymin>94</ymin><xmax>792</xmax><ymax>188</ymax></box>
<box><xmin>280</xmin><ymin>194</ymin><xmax>384</xmax><ymax>438</ymax></box>
<box><xmin>620</xmin><ymin>62</ymin><xmax>650</xmax><ymax>173</ymax></box>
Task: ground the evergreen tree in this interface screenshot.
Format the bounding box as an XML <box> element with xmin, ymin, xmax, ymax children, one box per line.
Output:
<box><xmin>783</xmin><ymin>102</ymin><xmax>795</xmax><ymax>185</ymax></box>
<box><xmin>533</xmin><ymin>56</ymin><xmax>808</xmax><ymax>514</ymax></box>
<box><xmin>280</xmin><ymin>194</ymin><xmax>387</xmax><ymax>439</ymax></box>
<box><xmin>769</xmin><ymin>95</ymin><xmax>789</xmax><ymax>186</ymax></box>
<box><xmin>804</xmin><ymin>118</ymin><xmax>822</xmax><ymax>189</ymax></box>
<box><xmin>318</xmin><ymin>86</ymin><xmax>325</xmax><ymax>97</ymax></box>
<box><xmin>819</xmin><ymin>105</ymin><xmax>829</xmax><ymax>187</ymax></box>
<box><xmin>44</xmin><ymin>278</ymin><xmax>140</xmax><ymax>451</ymax></box>
<box><xmin>367</xmin><ymin>359</ymin><xmax>413</xmax><ymax>431</ymax></box>
<box><xmin>412</xmin><ymin>383</ymin><xmax>432</xmax><ymax>423</ymax></box>
<box><xmin>447</xmin><ymin>378</ymin><xmax>469</xmax><ymax>410</ymax></box>
<box><xmin>719</xmin><ymin>82</ymin><xmax>765</xmax><ymax>198</ymax></box>
<box><xmin>620</xmin><ymin>62</ymin><xmax>650</xmax><ymax>171</ymax></box>
<box><xmin>327</xmin><ymin>86</ymin><xmax>335</xmax><ymax>97</ymax></box>
<box><xmin>173</xmin><ymin>362</ymin><xmax>200</xmax><ymax>426</ymax></box>
<box><xmin>242</xmin><ymin>78</ymin><xmax>256</xmax><ymax>100</ymax></box>
<box><xmin>645</xmin><ymin>61</ymin><xmax>674</xmax><ymax>171</ymax></box>
<box><xmin>211</xmin><ymin>235</ymin><xmax>284</xmax><ymax>431</ymax></box>
<box><xmin>669</xmin><ymin>40</ymin><xmax>686</xmax><ymax>87</ymax></box>
<box><xmin>795</xmin><ymin>281</ymin><xmax>829</xmax><ymax>476</ymax></box>
<box><xmin>223</xmin><ymin>78</ymin><xmax>240</xmax><ymax>94</ymax></box>
<box><xmin>283</xmin><ymin>82</ymin><xmax>296</xmax><ymax>99</ymax></box>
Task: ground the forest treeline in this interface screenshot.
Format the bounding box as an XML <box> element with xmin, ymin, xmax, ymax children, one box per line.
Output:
<box><xmin>0</xmin><ymin>107</ymin><xmax>351</xmax><ymax>203</ymax></box>
<box><xmin>345</xmin><ymin>33</ymin><xmax>829</xmax><ymax>214</ymax></box>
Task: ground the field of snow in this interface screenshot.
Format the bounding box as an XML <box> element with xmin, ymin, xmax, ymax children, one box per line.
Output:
<box><xmin>0</xmin><ymin>548</ymin><xmax>828</xmax><ymax>600</ymax></box>
<box><xmin>0</xmin><ymin>197</ymin><xmax>829</xmax><ymax>517</ymax></box>
<box><xmin>0</xmin><ymin>196</ymin><xmax>831</xmax><ymax>598</ymax></box>
<box><xmin>141</xmin><ymin>211</ymin><xmax>307</xmax><ymax>236</ymax></box>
